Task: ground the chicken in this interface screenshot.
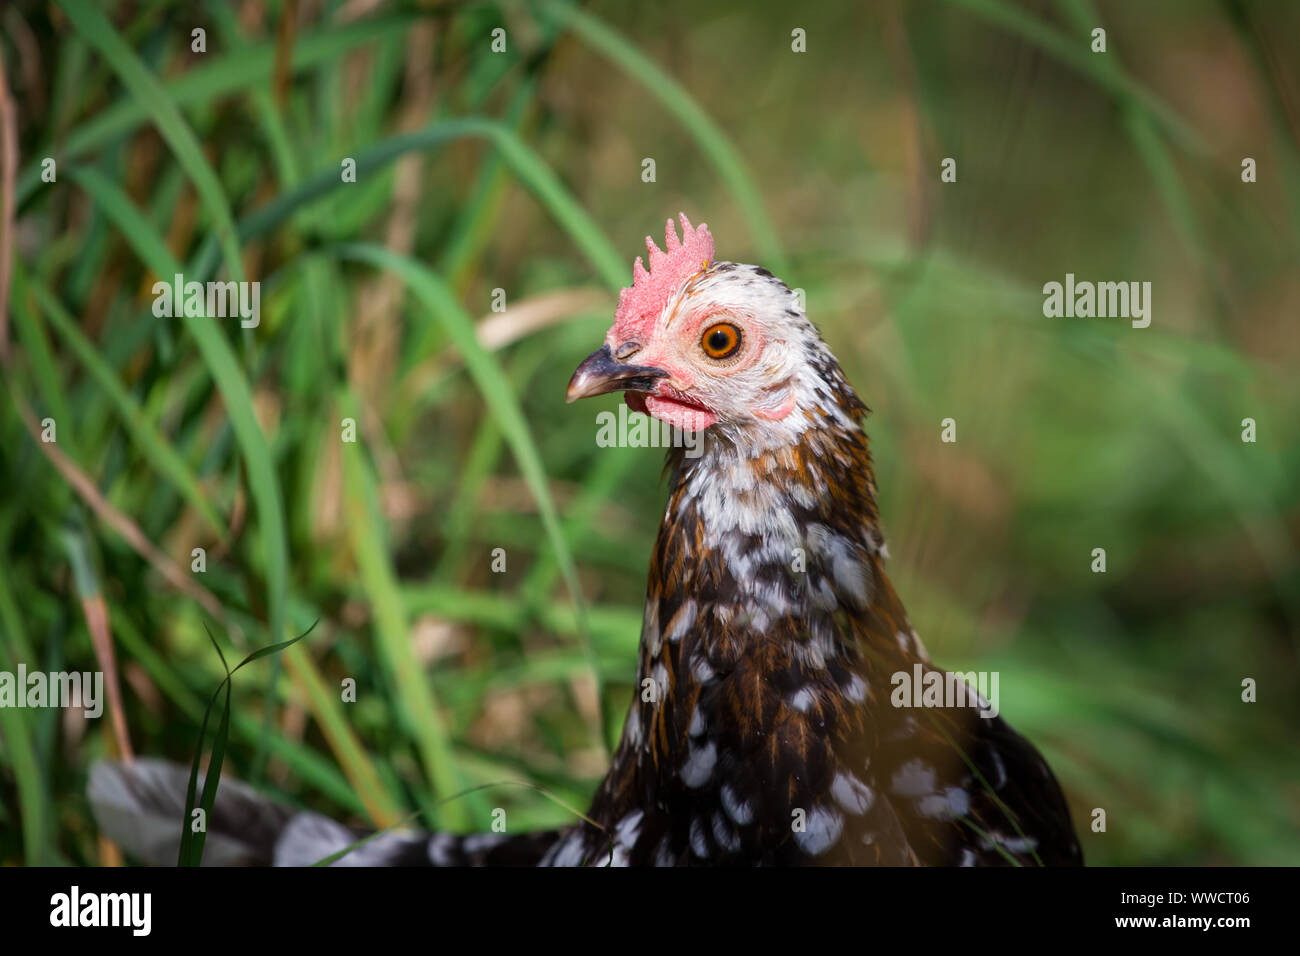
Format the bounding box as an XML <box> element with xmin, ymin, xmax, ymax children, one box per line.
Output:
<box><xmin>89</xmin><ymin>214</ymin><xmax>1082</xmax><ymax>866</ymax></box>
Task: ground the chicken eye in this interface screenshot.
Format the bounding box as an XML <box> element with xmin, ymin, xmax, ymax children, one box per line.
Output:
<box><xmin>700</xmin><ymin>322</ymin><xmax>742</xmax><ymax>360</ymax></box>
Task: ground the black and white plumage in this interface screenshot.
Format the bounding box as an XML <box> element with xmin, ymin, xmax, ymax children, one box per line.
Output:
<box><xmin>89</xmin><ymin>215</ymin><xmax>1082</xmax><ymax>866</ymax></box>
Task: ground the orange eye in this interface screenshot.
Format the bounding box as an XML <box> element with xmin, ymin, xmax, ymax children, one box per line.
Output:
<box><xmin>700</xmin><ymin>322</ymin><xmax>742</xmax><ymax>360</ymax></box>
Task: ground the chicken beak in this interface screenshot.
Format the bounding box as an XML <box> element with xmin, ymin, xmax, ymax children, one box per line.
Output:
<box><xmin>566</xmin><ymin>345</ymin><xmax>667</xmax><ymax>403</ymax></box>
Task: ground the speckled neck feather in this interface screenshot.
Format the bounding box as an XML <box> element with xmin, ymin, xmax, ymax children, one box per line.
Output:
<box><xmin>540</xmin><ymin>296</ymin><xmax>1083</xmax><ymax>866</ymax></box>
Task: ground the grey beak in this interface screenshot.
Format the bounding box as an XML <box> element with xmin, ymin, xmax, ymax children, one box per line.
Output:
<box><xmin>566</xmin><ymin>345</ymin><xmax>668</xmax><ymax>403</ymax></box>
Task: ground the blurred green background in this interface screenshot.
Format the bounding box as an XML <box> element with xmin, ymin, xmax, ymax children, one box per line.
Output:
<box><xmin>0</xmin><ymin>0</ymin><xmax>1297</xmax><ymax>866</ymax></box>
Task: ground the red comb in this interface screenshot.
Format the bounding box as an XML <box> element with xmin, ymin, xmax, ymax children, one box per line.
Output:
<box><xmin>612</xmin><ymin>213</ymin><xmax>714</xmax><ymax>340</ymax></box>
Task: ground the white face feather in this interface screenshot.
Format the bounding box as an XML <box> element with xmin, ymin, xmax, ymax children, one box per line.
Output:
<box><xmin>619</xmin><ymin>263</ymin><xmax>860</xmax><ymax>456</ymax></box>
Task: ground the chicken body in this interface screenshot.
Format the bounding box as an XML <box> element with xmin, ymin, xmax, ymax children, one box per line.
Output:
<box><xmin>547</xmin><ymin>244</ymin><xmax>1081</xmax><ymax>866</ymax></box>
<box><xmin>90</xmin><ymin>216</ymin><xmax>1082</xmax><ymax>866</ymax></box>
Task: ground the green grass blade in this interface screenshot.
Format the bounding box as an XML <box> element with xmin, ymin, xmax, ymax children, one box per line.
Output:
<box><xmin>338</xmin><ymin>412</ymin><xmax>472</xmax><ymax>831</ymax></box>
<box><xmin>0</xmin><ymin>572</ymin><xmax>49</xmax><ymax>865</ymax></box>
<box><xmin>8</xmin><ymin>268</ymin><xmax>79</xmax><ymax>461</ymax></box>
<box><xmin>56</xmin><ymin>111</ymin><xmax>408</xmax><ymax>824</ymax></box>
<box><xmin>108</xmin><ymin>612</ymin><xmax>365</xmax><ymax>815</ymax></box>
<box><xmin>58</xmin><ymin>0</ymin><xmax>248</xmax><ymax>291</ymax></box>
<box><xmin>53</xmin><ymin>73</ymin><xmax>289</xmax><ymax>670</ymax></box>
<box><xmin>24</xmin><ymin>263</ymin><xmax>227</xmax><ymax>541</ymax></box>
<box><xmin>17</xmin><ymin>12</ymin><xmax>416</xmax><ymax>205</ymax></box>
<box><xmin>179</xmin><ymin>622</ymin><xmax>316</xmax><ymax>866</ymax></box>
<box><xmin>335</xmin><ymin>242</ymin><xmax>607</xmax><ymax>749</ymax></box>
<box><xmin>534</xmin><ymin>0</ymin><xmax>789</xmax><ymax>276</ymax></box>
